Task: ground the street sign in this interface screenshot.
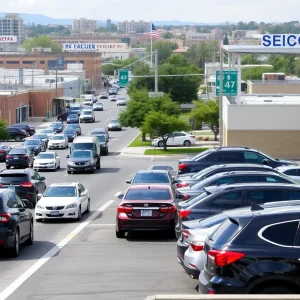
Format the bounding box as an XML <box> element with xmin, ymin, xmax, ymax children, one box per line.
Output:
<box><xmin>216</xmin><ymin>70</ymin><xmax>238</xmax><ymax>96</ymax></box>
<box><xmin>119</xmin><ymin>69</ymin><xmax>129</xmax><ymax>86</ymax></box>
<box><xmin>57</xmin><ymin>56</ymin><xmax>64</xmax><ymax>70</ymax></box>
<box><xmin>148</xmin><ymin>92</ymin><xmax>164</xmax><ymax>98</ymax></box>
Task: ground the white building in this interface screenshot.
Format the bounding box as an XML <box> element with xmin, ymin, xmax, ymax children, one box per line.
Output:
<box><xmin>117</xmin><ymin>20</ymin><xmax>151</xmax><ymax>33</ymax></box>
<box><xmin>72</xmin><ymin>18</ymin><xmax>98</xmax><ymax>34</ymax></box>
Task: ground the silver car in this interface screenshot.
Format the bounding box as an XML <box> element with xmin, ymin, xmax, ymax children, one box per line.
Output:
<box><xmin>275</xmin><ymin>166</ymin><xmax>300</xmax><ymax>183</ymax></box>
<box><xmin>107</xmin><ymin>119</ymin><xmax>122</xmax><ymax>131</ymax></box>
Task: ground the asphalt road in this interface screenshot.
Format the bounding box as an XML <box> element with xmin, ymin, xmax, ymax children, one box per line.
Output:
<box><xmin>0</xmin><ymin>91</ymin><xmax>198</xmax><ymax>300</ymax></box>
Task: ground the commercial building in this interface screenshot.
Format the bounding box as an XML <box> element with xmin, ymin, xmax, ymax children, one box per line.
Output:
<box><xmin>72</xmin><ymin>18</ymin><xmax>98</xmax><ymax>34</ymax></box>
<box><xmin>117</xmin><ymin>20</ymin><xmax>151</xmax><ymax>33</ymax></box>
<box><xmin>247</xmin><ymin>79</ymin><xmax>300</xmax><ymax>94</ymax></box>
<box><xmin>185</xmin><ymin>32</ymin><xmax>215</xmax><ymax>46</ymax></box>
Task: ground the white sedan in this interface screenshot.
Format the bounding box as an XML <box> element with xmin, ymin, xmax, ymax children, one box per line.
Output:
<box><xmin>48</xmin><ymin>134</ymin><xmax>69</xmax><ymax>149</ymax></box>
<box><xmin>275</xmin><ymin>166</ymin><xmax>300</xmax><ymax>183</ymax></box>
<box><xmin>33</xmin><ymin>152</ymin><xmax>60</xmax><ymax>171</ymax></box>
<box><xmin>35</xmin><ymin>183</ymin><xmax>90</xmax><ymax>221</ymax></box>
<box><xmin>152</xmin><ymin>132</ymin><xmax>197</xmax><ymax>147</ymax></box>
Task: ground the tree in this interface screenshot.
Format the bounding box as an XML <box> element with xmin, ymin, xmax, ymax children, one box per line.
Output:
<box><xmin>242</xmin><ymin>66</ymin><xmax>274</xmax><ymax>81</ymax></box>
<box><xmin>190</xmin><ymin>100</ymin><xmax>219</xmax><ymax>141</ymax></box>
<box><xmin>146</xmin><ymin>40</ymin><xmax>178</xmax><ymax>64</ymax></box>
<box><xmin>118</xmin><ymin>90</ymin><xmax>181</xmax><ymax>141</ymax></box>
<box><xmin>241</xmin><ymin>54</ymin><xmax>261</xmax><ymax>65</ymax></box>
<box><xmin>102</xmin><ymin>64</ymin><xmax>117</xmax><ymax>76</ymax></box>
<box><xmin>163</xmin><ymin>32</ymin><xmax>174</xmax><ymax>39</ymax></box>
<box><xmin>0</xmin><ymin>119</ymin><xmax>11</xmax><ymax>141</ymax></box>
<box><xmin>22</xmin><ymin>35</ymin><xmax>62</xmax><ymax>52</ymax></box>
<box><xmin>141</xmin><ymin>111</ymin><xmax>189</xmax><ymax>150</ymax></box>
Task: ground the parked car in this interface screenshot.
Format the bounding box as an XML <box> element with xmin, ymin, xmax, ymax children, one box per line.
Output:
<box><xmin>35</xmin><ymin>182</ymin><xmax>90</xmax><ymax>221</ymax></box>
<box><xmin>33</xmin><ymin>152</ymin><xmax>60</xmax><ymax>171</ymax></box>
<box><xmin>90</xmin><ymin>128</ymin><xmax>109</xmax><ymax>141</ymax></box>
<box><xmin>48</xmin><ymin>134</ymin><xmax>69</xmax><ymax>150</ymax></box>
<box><xmin>275</xmin><ymin>166</ymin><xmax>300</xmax><ymax>183</ymax></box>
<box><xmin>107</xmin><ymin>119</ymin><xmax>122</xmax><ymax>131</ymax></box>
<box><xmin>153</xmin><ymin>132</ymin><xmax>197</xmax><ymax>147</ymax></box>
<box><xmin>115</xmin><ymin>185</ymin><xmax>177</xmax><ymax>238</ymax></box>
<box><xmin>126</xmin><ymin>170</ymin><xmax>176</xmax><ymax>186</ymax></box>
<box><xmin>65</xmin><ymin>124</ymin><xmax>81</xmax><ymax>136</ymax></box>
<box><xmin>198</xmin><ymin>202</ymin><xmax>300</xmax><ymax>294</ymax></box>
<box><xmin>93</xmin><ymin>102</ymin><xmax>104</xmax><ymax>111</ymax></box>
<box><xmin>49</xmin><ymin>121</ymin><xmax>64</xmax><ymax>133</ymax></box>
<box><xmin>6</xmin><ymin>148</ymin><xmax>35</xmax><ymax>169</ymax></box>
<box><xmin>7</xmin><ymin>127</ymin><xmax>28</xmax><ymax>142</ymax></box>
<box><xmin>79</xmin><ymin>110</ymin><xmax>95</xmax><ymax>123</ymax></box>
<box><xmin>90</xmin><ymin>133</ymin><xmax>108</xmax><ymax>155</ymax></box>
<box><xmin>63</xmin><ymin>128</ymin><xmax>78</xmax><ymax>142</ymax></box>
<box><xmin>66</xmin><ymin>150</ymin><xmax>97</xmax><ymax>174</ymax></box>
<box><xmin>178</xmin><ymin>147</ymin><xmax>298</xmax><ymax>175</ymax></box>
<box><xmin>0</xmin><ymin>168</ymin><xmax>46</xmax><ymax>205</ymax></box>
<box><xmin>99</xmin><ymin>92</ymin><xmax>108</xmax><ymax>99</ymax></box>
<box><xmin>0</xmin><ymin>145</ymin><xmax>11</xmax><ymax>161</ymax></box>
<box><xmin>12</xmin><ymin>124</ymin><xmax>35</xmax><ymax>136</ymax></box>
<box><xmin>176</xmin><ymin>163</ymin><xmax>280</xmax><ymax>188</ymax></box>
<box><xmin>66</xmin><ymin>113</ymin><xmax>79</xmax><ymax>124</ymax></box>
<box><xmin>0</xmin><ymin>189</ymin><xmax>34</xmax><ymax>257</ymax></box>
<box><xmin>22</xmin><ymin>138</ymin><xmax>46</xmax><ymax>155</ymax></box>
<box><xmin>40</xmin><ymin>128</ymin><xmax>57</xmax><ymax>138</ymax></box>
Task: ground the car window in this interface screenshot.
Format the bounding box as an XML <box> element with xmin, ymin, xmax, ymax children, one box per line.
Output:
<box><xmin>236</xmin><ymin>175</ymin><xmax>260</xmax><ymax>183</ymax></box>
<box><xmin>284</xmin><ymin>169</ymin><xmax>299</xmax><ymax>176</ymax></box>
<box><xmin>286</xmin><ymin>190</ymin><xmax>300</xmax><ymax>200</ymax></box>
<box><xmin>262</xmin><ymin>175</ymin><xmax>290</xmax><ymax>183</ymax></box>
<box><xmin>260</xmin><ymin>221</ymin><xmax>298</xmax><ymax>246</ymax></box>
<box><xmin>35</xmin><ymin>172</ymin><xmax>41</xmax><ymax>180</ymax></box>
<box><xmin>219</xmin><ymin>152</ymin><xmax>245</xmax><ymax>163</ymax></box>
<box><xmin>246</xmin><ymin>189</ymin><xmax>283</xmax><ymax>204</ymax></box>
<box><xmin>208</xmin><ymin>192</ymin><xmax>243</xmax><ymax>209</ymax></box>
<box><xmin>133</xmin><ymin>173</ymin><xmax>170</xmax><ymax>184</ymax></box>
<box><xmin>207</xmin><ymin>176</ymin><xmax>235</xmax><ymax>186</ymax></box>
<box><xmin>10</xmin><ymin>192</ymin><xmax>24</xmax><ymax>208</ymax></box>
<box><xmin>125</xmin><ymin>189</ymin><xmax>171</xmax><ymax>200</ymax></box>
<box><xmin>204</xmin><ymin>153</ymin><xmax>219</xmax><ymax>162</ymax></box>
<box><xmin>6</xmin><ymin>194</ymin><xmax>18</xmax><ymax>208</ymax></box>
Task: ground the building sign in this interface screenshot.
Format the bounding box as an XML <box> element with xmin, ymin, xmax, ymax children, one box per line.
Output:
<box><xmin>261</xmin><ymin>34</ymin><xmax>300</xmax><ymax>47</ymax></box>
<box><xmin>0</xmin><ymin>36</ymin><xmax>17</xmax><ymax>43</ymax></box>
<box><xmin>63</xmin><ymin>43</ymin><xmax>128</xmax><ymax>53</ymax></box>
<box><xmin>56</xmin><ymin>56</ymin><xmax>64</xmax><ymax>70</ymax></box>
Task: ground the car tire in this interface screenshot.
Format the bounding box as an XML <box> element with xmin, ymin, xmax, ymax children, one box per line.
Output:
<box><xmin>259</xmin><ymin>287</ymin><xmax>294</xmax><ymax>294</ymax></box>
<box><xmin>158</xmin><ymin>141</ymin><xmax>164</xmax><ymax>147</ymax></box>
<box><xmin>86</xmin><ymin>199</ymin><xmax>90</xmax><ymax>213</ymax></box>
<box><xmin>116</xmin><ymin>230</ymin><xmax>125</xmax><ymax>239</ymax></box>
<box><xmin>183</xmin><ymin>140</ymin><xmax>191</xmax><ymax>147</ymax></box>
<box><xmin>67</xmin><ymin>170</ymin><xmax>71</xmax><ymax>174</ymax></box>
<box><xmin>77</xmin><ymin>206</ymin><xmax>82</xmax><ymax>221</ymax></box>
<box><xmin>10</xmin><ymin>230</ymin><xmax>20</xmax><ymax>257</ymax></box>
<box><xmin>14</xmin><ymin>135</ymin><xmax>22</xmax><ymax>142</ymax></box>
<box><xmin>25</xmin><ymin>221</ymin><xmax>34</xmax><ymax>245</ymax></box>
<box><xmin>6</xmin><ymin>165</ymin><xmax>10</xmax><ymax>169</ymax></box>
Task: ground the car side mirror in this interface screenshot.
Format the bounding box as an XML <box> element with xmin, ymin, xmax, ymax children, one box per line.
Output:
<box><xmin>22</xmin><ymin>199</ymin><xmax>33</xmax><ymax>209</ymax></box>
<box><xmin>177</xmin><ymin>194</ymin><xmax>185</xmax><ymax>200</ymax></box>
<box><xmin>172</xmin><ymin>177</ymin><xmax>178</xmax><ymax>183</ymax></box>
<box><xmin>37</xmin><ymin>194</ymin><xmax>42</xmax><ymax>200</ymax></box>
<box><xmin>117</xmin><ymin>194</ymin><xmax>124</xmax><ymax>200</ymax></box>
<box><xmin>40</xmin><ymin>176</ymin><xmax>45</xmax><ymax>181</ymax></box>
<box><xmin>66</xmin><ymin>155</ymin><xmax>70</xmax><ymax>158</ymax></box>
<box><xmin>126</xmin><ymin>180</ymin><xmax>132</xmax><ymax>184</ymax></box>
<box><xmin>262</xmin><ymin>159</ymin><xmax>270</xmax><ymax>165</ymax></box>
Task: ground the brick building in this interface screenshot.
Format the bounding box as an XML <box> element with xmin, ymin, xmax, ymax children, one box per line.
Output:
<box><xmin>0</xmin><ymin>53</ymin><xmax>102</xmax><ymax>88</ymax></box>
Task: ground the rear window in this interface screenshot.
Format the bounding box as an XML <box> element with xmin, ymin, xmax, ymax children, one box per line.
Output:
<box><xmin>199</xmin><ymin>213</ymin><xmax>227</xmax><ymax>228</ymax></box>
<box><xmin>10</xmin><ymin>149</ymin><xmax>26</xmax><ymax>154</ymax></box>
<box><xmin>0</xmin><ymin>174</ymin><xmax>28</xmax><ymax>184</ymax></box>
<box><xmin>180</xmin><ymin>191</ymin><xmax>210</xmax><ymax>207</ymax></box>
<box><xmin>190</xmin><ymin>149</ymin><xmax>213</xmax><ymax>161</ymax></box>
<box><xmin>133</xmin><ymin>173</ymin><xmax>170</xmax><ymax>184</ymax></box>
<box><xmin>125</xmin><ymin>189</ymin><xmax>171</xmax><ymax>200</ymax></box>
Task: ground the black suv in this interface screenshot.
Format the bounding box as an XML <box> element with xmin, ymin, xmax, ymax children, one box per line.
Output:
<box><xmin>178</xmin><ymin>147</ymin><xmax>297</xmax><ymax>175</ymax></box>
<box><xmin>6</xmin><ymin>148</ymin><xmax>35</xmax><ymax>169</ymax></box>
<box><xmin>6</xmin><ymin>127</ymin><xmax>28</xmax><ymax>142</ymax></box>
<box><xmin>91</xmin><ymin>133</ymin><xmax>108</xmax><ymax>155</ymax></box>
<box><xmin>0</xmin><ymin>189</ymin><xmax>34</xmax><ymax>257</ymax></box>
<box><xmin>0</xmin><ymin>169</ymin><xmax>46</xmax><ymax>206</ymax></box>
<box><xmin>199</xmin><ymin>203</ymin><xmax>300</xmax><ymax>294</ymax></box>
<box><xmin>11</xmin><ymin>124</ymin><xmax>35</xmax><ymax>136</ymax></box>
<box><xmin>175</xmin><ymin>183</ymin><xmax>300</xmax><ymax>239</ymax></box>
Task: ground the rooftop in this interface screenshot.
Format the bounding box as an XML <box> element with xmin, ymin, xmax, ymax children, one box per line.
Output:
<box><xmin>239</xmin><ymin>95</ymin><xmax>300</xmax><ymax>105</ymax></box>
<box><xmin>248</xmin><ymin>80</ymin><xmax>300</xmax><ymax>85</ymax></box>
<box><xmin>222</xmin><ymin>45</ymin><xmax>300</xmax><ymax>54</ymax></box>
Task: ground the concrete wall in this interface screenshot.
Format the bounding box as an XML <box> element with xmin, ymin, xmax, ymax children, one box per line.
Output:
<box><xmin>248</xmin><ymin>82</ymin><xmax>300</xmax><ymax>94</ymax></box>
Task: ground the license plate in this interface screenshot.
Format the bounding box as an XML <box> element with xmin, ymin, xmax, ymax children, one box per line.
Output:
<box><xmin>50</xmin><ymin>211</ymin><xmax>59</xmax><ymax>216</ymax></box>
<box><xmin>141</xmin><ymin>210</ymin><xmax>152</xmax><ymax>217</ymax></box>
<box><xmin>14</xmin><ymin>156</ymin><xmax>18</xmax><ymax>159</ymax></box>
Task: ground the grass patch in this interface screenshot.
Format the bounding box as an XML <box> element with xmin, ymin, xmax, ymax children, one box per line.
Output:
<box><xmin>128</xmin><ymin>132</ymin><xmax>152</xmax><ymax>147</ymax></box>
<box><xmin>144</xmin><ymin>147</ymin><xmax>209</xmax><ymax>155</ymax></box>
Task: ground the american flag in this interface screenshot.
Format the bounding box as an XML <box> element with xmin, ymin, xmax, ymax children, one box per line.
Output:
<box><xmin>149</xmin><ymin>23</ymin><xmax>161</xmax><ymax>39</ymax></box>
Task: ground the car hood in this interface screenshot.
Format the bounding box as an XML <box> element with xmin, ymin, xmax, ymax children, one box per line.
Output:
<box><xmin>34</xmin><ymin>159</ymin><xmax>55</xmax><ymax>164</ymax></box>
<box><xmin>68</xmin><ymin>157</ymin><xmax>92</xmax><ymax>163</ymax></box>
<box><xmin>38</xmin><ymin>197</ymin><xmax>78</xmax><ymax>207</ymax></box>
<box><xmin>49</xmin><ymin>140</ymin><xmax>64</xmax><ymax>143</ymax></box>
<box><xmin>276</xmin><ymin>159</ymin><xmax>298</xmax><ymax>166</ymax></box>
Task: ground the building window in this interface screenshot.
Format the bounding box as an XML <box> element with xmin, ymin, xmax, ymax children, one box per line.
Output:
<box><xmin>23</xmin><ymin>61</ymin><xmax>35</xmax><ymax>64</ymax></box>
<box><xmin>40</xmin><ymin>60</ymin><xmax>45</xmax><ymax>64</ymax></box>
<box><xmin>6</xmin><ymin>61</ymin><xmax>19</xmax><ymax>64</ymax></box>
<box><xmin>64</xmin><ymin>60</ymin><xmax>77</xmax><ymax>64</ymax></box>
<box><xmin>79</xmin><ymin>60</ymin><xmax>84</xmax><ymax>64</ymax></box>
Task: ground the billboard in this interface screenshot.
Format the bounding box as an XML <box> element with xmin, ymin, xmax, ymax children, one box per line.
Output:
<box><xmin>0</xmin><ymin>36</ymin><xmax>17</xmax><ymax>43</ymax></box>
<box><xmin>261</xmin><ymin>34</ymin><xmax>300</xmax><ymax>47</ymax></box>
<box><xmin>63</xmin><ymin>43</ymin><xmax>129</xmax><ymax>53</ymax></box>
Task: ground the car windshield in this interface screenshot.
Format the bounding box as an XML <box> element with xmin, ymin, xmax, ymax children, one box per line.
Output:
<box><xmin>190</xmin><ymin>149</ymin><xmax>213</xmax><ymax>161</ymax></box>
<box><xmin>64</xmin><ymin>130</ymin><xmax>75</xmax><ymax>134</ymax></box>
<box><xmin>67</xmin><ymin>124</ymin><xmax>79</xmax><ymax>128</ymax></box>
<box><xmin>82</xmin><ymin>111</ymin><xmax>92</xmax><ymax>115</ymax></box>
<box><xmin>10</xmin><ymin>148</ymin><xmax>27</xmax><ymax>154</ymax></box>
<box><xmin>72</xmin><ymin>151</ymin><xmax>92</xmax><ymax>158</ymax></box>
<box><xmin>24</xmin><ymin>140</ymin><xmax>39</xmax><ymax>145</ymax></box>
<box><xmin>37</xmin><ymin>153</ymin><xmax>54</xmax><ymax>159</ymax></box>
<box><xmin>133</xmin><ymin>173</ymin><xmax>170</xmax><ymax>184</ymax></box>
<box><xmin>69</xmin><ymin>114</ymin><xmax>78</xmax><ymax>118</ymax></box>
<box><xmin>0</xmin><ymin>145</ymin><xmax>7</xmax><ymax>149</ymax></box>
<box><xmin>33</xmin><ymin>134</ymin><xmax>46</xmax><ymax>139</ymax></box>
<box><xmin>51</xmin><ymin>123</ymin><xmax>61</xmax><ymax>127</ymax></box>
<box><xmin>110</xmin><ymin>120</ymin><xmax>118</xmax><ymax>123</ymax></box>
<box><xmin>191</xmin><ymin>166</ymin><xmax>215</xmax><ymax>179</ymax></box>
<box><xmin>95</xmin><ymin>103</ymin><xmax>102</xmax><ymax>106</ymax></box>
<box><xmin>94</xmin><ymin>135</ymin><xmax>106</xmax><ymax>142</ymax></box>
<box><xmin>125</xmin><ymin>189</ymin><xmax>171</xmax><ymax>200</ymax></box>
<box><xmin>70</xmin><ymin>107</ymin><xmax>80</xmax><ymax>111</ymax></box>
<box><xmin>51</xmin><ymin>136</ymin><xmax>64</xmax><ymax>140</ymax></box>
<box><xmin>42</xmin><ymin>129</ymin><xmax>53</xmax><ymax>133</ymax></box>
<box><xmin>43</xmin><ymin>186</ymin><xmax>77</xmax><ymax>197</ymax></box>
<box><xmin>179</xmin><ymin>191</ymin><xmax>210</xmax><ymax>208</ymax></box>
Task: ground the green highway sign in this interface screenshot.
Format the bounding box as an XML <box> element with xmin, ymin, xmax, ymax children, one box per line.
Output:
<box><xmin>216</xmin><ymin>70</ymin><xmax>238</xmax><ymax>96</ymax></box>
<box><xmin>119</xmin><ymin>69</ymin><xmax>129</xmax><ymax>86</ymax></box>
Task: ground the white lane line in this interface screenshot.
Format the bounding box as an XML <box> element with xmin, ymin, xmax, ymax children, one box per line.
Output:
<box><xmin>0</xmin><ymin>199</ymin><xmax>114</xmax><ymax>300</ymax></box>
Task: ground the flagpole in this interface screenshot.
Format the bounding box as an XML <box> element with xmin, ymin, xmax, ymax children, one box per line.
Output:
<box><xmin>150</xmin><ymin>20</ymin><xmax>153</xmax><ymax>68</ymax></box>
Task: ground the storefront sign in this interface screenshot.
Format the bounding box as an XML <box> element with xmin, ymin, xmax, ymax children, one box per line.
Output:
<box><xmin>0</xmin><ymin>36</ymin><xmax>17</xmax><ymax>43</ymax></box>
<box><xmin>63</xmin><ymin>43</ymin><xmax>128</xmax><ymax>52</ymax></box>
<box><xmin>261</xmin><ymin>34</ymin><xmax>300</xmax><ymax>47</ymax></box>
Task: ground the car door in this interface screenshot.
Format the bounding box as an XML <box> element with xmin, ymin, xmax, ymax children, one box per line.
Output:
<box><xmin>77</xmin><ymin>184</ymin><xmax>87</xmax><ymax>211</ymax></box>
<box><xmin>27</xmin><ymin>148</ymin><xmax>34</xmax><ymax>165</ymax></box>
<box><xmin>167</xmin><ymin>133</ymin><xmax>176</xmax><ymax>146</ymax></box>
<box><xmin>14</xmin><ymin>192</ymin><xmax>31</xmax><ymax>237</ymax></box>
<box><xmin>79</xmin><ymin>184</ymin><xmax>88</xmax><ymax>210</ymax></box>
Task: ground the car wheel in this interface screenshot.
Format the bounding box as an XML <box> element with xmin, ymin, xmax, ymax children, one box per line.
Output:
<box><xmin>10</xmin><ymin>230</ymin><xmax>20</xmax><ymax>257</ymax></box>
<box><xmin>86</xmin><ymin>199</ymin><xmax>90</xmax><ymax>213</ymax></box>
<box><xmin>14</xmin><ymin>135</ymin><xmax>22</xmax><ymax>142</ymax></box>
<box><xmin>158</xmin><ymin>141</ymin><xmax>164</xmax><ymax>147</ymax></box>
<box><xmin>116</xmin><ymin>230</ymin><xmax>125</xmax><ymax>239</ymax></box>
<box><xmin>77</xmin><ymin>206</ymin><xmax>82</xmax><ymax>221</ymax></box>
<box><xmin>259</xmin><ymin>287</ymin><xmax>294</xmax><ymax>294</ymax></box>
<box><xmin>67</xmin><ymin>170</ymin><xmax>71</xmax><ymax>174</ymax></box>
<box><xmin>6</xmin><ymin>165</ymin><xmax>10</xmax><ymax>169</ymax></box>
<box><xmin>183</xmin><ymin>140</ymin><xmax>191</xmax><ymax>147</ymax></box>
<box><xmin>25</xmin><ymin>221</ymin><xmax>34</xmax><ymax>245</ymax></box>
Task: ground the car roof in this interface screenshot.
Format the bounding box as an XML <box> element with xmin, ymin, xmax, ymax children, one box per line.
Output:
<box><xmin>38</xmin><ymin>151</ymin><xmax>55</xmax><ymax>154</ymax></box>
<box><xmin>73</xmin><ymin>136</ymin><xmax>96</xmax><ymax>143</ymax></box>
<box><xmin>49</xmin><ymin>183</ymin><xmax>78</xmax><ymax>187</ymax></box>
<box><xmin>0</xmin><ymin>168</ymin><xmax>30</xmax><ymax>174</ymax></box>
<box><xmin>25</xmin><ymin>139</ymin><xmax>40</xmax><ymax>142</ymax></box>
<box><xmin>51</xmin><ymin>134</ymin><xmax>64</xmax><ymax>137</ymax></box>
<box><xmin>215</xmin><ymin>170</ymin><xmax>282</xmax><ymax>176</ymax></box>
<box><xmin>128</xmin><ymin>184</ymin><xmax>171</xmax><ymax>190</ymax></box>
<box><xmin>204</xmin><ymin>163</ymin><xmax>273</xmax><ymax>169</ymax></box>
<box><xmin>136</xmin><ymin>170</ymin><xmax>169</xmax><ymax>174</ymax></box>
<box><xmin>149</xmin><ymin>165</ymin><xmax>175</xmax><ymax>170</ymax></box>
<box><xmin>276</xmin><ymin>166</ymin><xmax>300</xmax><ymax>171</ymax></box>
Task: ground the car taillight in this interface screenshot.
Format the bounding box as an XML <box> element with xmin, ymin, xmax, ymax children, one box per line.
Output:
<box><xmin>183</xmin><ymin>229</ymin><xmax>190</xmax><ymax>239</ymax></box>
<box><xmin>190</xmin><ymin>241</ymin><xmax>205</xmax><ymax>251</ymax></box>
<box><xmin>176</xmin><ymin>182</ymin><xmax>189</xmax><ymax>188</ymax></box>
<box><xmin>20</xmin><ymin>182</ymin><xmax>33</xmax><ymax>188</ymax></box>
<box><xmin>183</xmin><ymin>194</ymin><xmax>190</xmax><ymax>200</ymax></box>
<box><xmin>178</xmin><ymin>163</ymin><xmax>188</xmax><ymax>170</ymax></box>
<box><xmin>0</xmin><ymin>213</ymin><xmax>10</xmax><ymax>223</ymax></box>
<box><xmin>0</xmin><ymin>150</ymin><xmax>5</xmax><ymax>153</ymax></box>
<box><xmin>6</xmin><ymin>155</ymin><xmax>12</xmax><ymax>159</ymax></box>
<box><xmin>208</xmin><ymin>250</ymin><xmax>245</xmax><ymax>267</ymax></box>
<box><xmin>21</xmin><ymin>155</ymin><xmax>28</xmax><ymax>159</ymax></box>
<box><xmin>178</xmin><ymin>209</ymin><xmax>192</xmax><ymax>219</ymax></box>
<box><xmin>190</xmin><ymin>135</ymin><xmax>195</xmax><ymax>138</ymax></box>
<box><xmin>159</xmin><ymin>205</ymin><xmax>176</xmax><ymax>213</ymax></box>
<box><xmin>117</xmin><ymin>206</ymin><xmax>133</xmax><ymax>213</ymax></box>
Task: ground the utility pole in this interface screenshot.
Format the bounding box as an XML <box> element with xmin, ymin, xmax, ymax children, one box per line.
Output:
<box><xmin>154</xmin><ymin>49</ymin><xmax>158</xmax><ymax>92</ymax></box>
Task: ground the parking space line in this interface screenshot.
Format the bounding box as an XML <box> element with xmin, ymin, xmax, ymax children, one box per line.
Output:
<box><xmin>0</xmin><ymin>199</ymin><xmax>114</xmax><ymax>300</ymax></box>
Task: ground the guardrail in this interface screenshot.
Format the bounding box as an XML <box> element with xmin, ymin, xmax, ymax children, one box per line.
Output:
<box><xmin>145</xmin><ymin>295</ymin><xmax>300</xmax><ymax>300</ymax></box>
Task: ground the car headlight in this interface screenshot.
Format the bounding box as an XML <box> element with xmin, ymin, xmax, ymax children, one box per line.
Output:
<box><xmin>68</xmin><ymin>162</ymin><xmax>75</xmax><ymax>166</ymax></box>
<box><xmin>86</xmin><ymin>161</ymin><xmax>94</xmax><ymax>165</ymax></box>
<box><xmin>36</xmin><ymin>204</ymin><xmax>44</xmax><ymax>209</ymax></box>
<box><xmin>66</xmin><ymin>203</ymin><xmax>77</xmax><ymax>209</ymax></box>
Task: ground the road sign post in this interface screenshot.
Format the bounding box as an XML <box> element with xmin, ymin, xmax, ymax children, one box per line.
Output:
<box><xmin>119</xmin><ymin>69</ymin><xmax>129</xmax><ymax>86</ymax></box>
<box><xmin>216</xmin><ymin>70</ymin><xmax>238</xmax><ymax>96</ymax></box>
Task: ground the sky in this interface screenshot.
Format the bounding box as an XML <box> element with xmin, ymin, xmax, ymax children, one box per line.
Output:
<box><xmin>0</xmin><ymin>0</ymin><xmax>300</xmax><ymax>23</ymax></box>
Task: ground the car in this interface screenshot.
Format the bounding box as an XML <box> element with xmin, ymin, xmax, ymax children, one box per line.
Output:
<box><xmin>175</xmin><ymin>183</ymin><xmax>300</xmax><ymax>239</ymax></box>
<box><xmin>11</xmin><ymin>124</ymin><xmax>35</xmax><ymax>136</ymax></box>
<box><xmin>7</xmin><ymin>126</ymin><xmax>28</xmax><ymax>142</ymax></box>
<box><xmin>69</xmin><ymin>104</ymin><xmax>82</xmax><ymax>116</ymax></box>
<box><xmin>35</xmin><ymin>183</ymin><xmax>90</xmax><ymax>221</ymax></box>
<box><xmin>48</xmin><ymin>134</ymin><xmax>69</xmax><ymax>150</ymax></box>
<box><xmin>0</xmin><ymin>189</ymin><xmax>34</xmax><ymax>257</ymax></box>
<box><xmin>126</xmin><ymin>170</ymin><xmax>176</xmax><ymax>186</ymax></box>
<box><xmin>0</xmin><ymin>145</ymin><xmax>12</xmax><ymax>162</ymax></box>
<box><xmin>6</xmin><ymin>147</ymin><xmax>35</xmax><ymax>169</ymax></box>
<box><xmin>90</xmin><ymin>128</ymin><xmax>109</xmax><ymax>141</ymax></box>
<box><xmin>79</xmin><ymin>110</ymin><xmax>95</xmax><ymax>123</ymax></box>
<box><xmin>198</xmin><ymin>202</ymin><xmax>300</xmax><ymax>294</ymax></box>
<box><xmin>116</xmin><ymin>97</ymin><xmax>127</xmax><ymax>106</ymax></box>
<box><xmin>91</xmin><ymin>133</ymin><xmax>108</xmax><ymax>155</ymax></box>
<box><xmin>65</xmin><ymin>124</ymin><xmax>81</xmax><ymax>136</ymax></box>
<box><xmin>66</xmin><ymin>113</ymin><xmax>79</xmax><ymax>124</ymax></box>
<box><xmin>176</xmin><ymin>170</ymin><xmax>297</xmax><ymax>200</ymax></box>
<box><xmin>93</xmin><ymin>102</ymin><xmax>104</xmax><ymax>111</ymax></box>
<box><xmin>40</xmin><ymin>128</ymin><xmax>57</xmax><ymax>139</ymax></box>
<box><xmin>113</xmin><ymin>84</ymin><xmax>120</xmax><ymax>90</ymax></box>
<box><xmin>67</xmin><ymin>150</ymin><xmax>97</xmax><ymax>174</ymax></box>
<box><xmin>63</xmin><ymin>128</ymin><xmax>78</xmax><ymax>142</ymax></box>
<box><xmin>22</xmin><ymin>138</ymin><xmax>46</xmax><ymax>155</ymax></box>
<box><xmin>0</xmin><ymin>168</ymin><xmax>46</xmax><ymax>205</ymax></box>
<box><xmin>49</xmin><ymin>122</ymin><xmax>64</xmax><ymax>133</ymax></box>
<box><xmin>115</xmin><ymin>185</ymin><xmax>177</xmax><ymax>238</ymax></box>
<box><xmin>149</xmin><ymin>165</ymin><xmax>177</xmax><ymax>177</ymax></box>
<box><xmin>108</xmin><ymin>88</ymin><xmax>118</xmax><ymax>95</ymax></box>
<box><xmin>83</xmin><ymin>99</ymin><xmax>93</xmax><ymax>107</ymax></box>
<box><xmin>33</xmin><ymin>152</ymin><xmax>60</xmax><ymax>171</ymax></box>
<box><xmin>178</xmin><ymin>147</ymin><xmax>298</xmax><ymax>175</ymax></box>
<box><xmin>176</xmin><ymin>163</ymin><xmax>280</xmax><ymax>188</ymax></box>
<box><xmin>110</xmin><ymin>95</ymin><xmax>117</xmax><ymax>101</ymax></box>
<box><xmin>107</xmin><ymin>119</ymin><xmax>122</xmax><ymax>131</ymax></box>
<box><xmin>99</xmin><ymin>92</ymin><xmax>108</xmax><ymax>99</ymax></box>
<box><xmin>275</xmin><ymin>165</ymin><xmax>300</xmax><ymax>183</ymax></box>
<box><xmin>32</xmin><ymin>133</ymin><xmax>49</xmax><ymax>147</ymax></box>
<box><xmin>153</xmin><ymin>132</ymin><xmax>196</xmax><ymax>147</ymax></box>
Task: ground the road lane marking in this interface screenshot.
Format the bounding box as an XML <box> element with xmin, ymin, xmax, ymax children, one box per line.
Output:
<box><xmin>0</xmin><ymin>199</ymin><xmax>114</xmax><ymax>300</ymax></box>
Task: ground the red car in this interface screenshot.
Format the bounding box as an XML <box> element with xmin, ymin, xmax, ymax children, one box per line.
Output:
<box><xmin>116</xmin><ymin>185</ymin><xmax>177</xmax><ymax>238</ymax></box>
